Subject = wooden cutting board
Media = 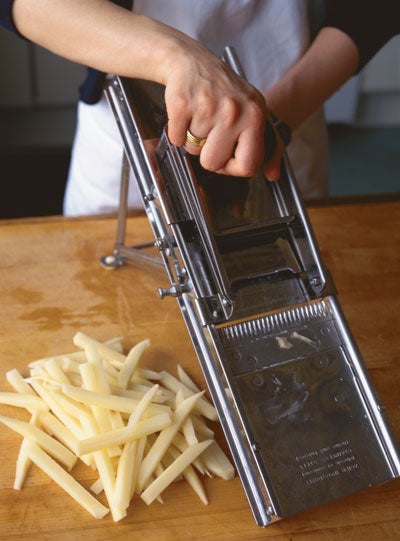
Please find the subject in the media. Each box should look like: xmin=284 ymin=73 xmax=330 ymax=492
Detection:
xmin=0 ymin=201 xmax=399 ymax=540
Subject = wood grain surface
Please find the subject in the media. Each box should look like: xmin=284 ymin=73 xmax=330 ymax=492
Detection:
xmin=0 ymin=201 xmax=399 ymax=540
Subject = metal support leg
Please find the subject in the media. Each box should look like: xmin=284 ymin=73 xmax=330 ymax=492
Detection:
xmin=100 ymin=152 xmax=163 ymax=270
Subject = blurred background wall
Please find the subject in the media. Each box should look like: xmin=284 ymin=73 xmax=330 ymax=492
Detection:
xmin=0 ymin=27 xmax=399 ymax=217
xmin=324 ymin=34 xmax=400 ymax=200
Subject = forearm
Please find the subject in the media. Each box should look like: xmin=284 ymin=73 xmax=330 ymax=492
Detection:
xmin=265 ymin=27 xmax=360 ymax=131
xmin=12 ymin=0 xmax=187 ymax=84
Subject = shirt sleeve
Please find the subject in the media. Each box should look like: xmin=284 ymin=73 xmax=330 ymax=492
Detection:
xmin=324 ymin=0 xmax=400 ymax=70
xmin=1 ymin=0 xmax=133 ymax=104
xmin=0 ymin=0 xmax=106 ymax=104
xmin=0 ymin=0 xmax=19 ymax=34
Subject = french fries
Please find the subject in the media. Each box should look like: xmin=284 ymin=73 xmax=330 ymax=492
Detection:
xmin=0 ymin=333 xmax=235 ymax=521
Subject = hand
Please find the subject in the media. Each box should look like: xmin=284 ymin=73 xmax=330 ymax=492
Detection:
xmin=162 ymin=39 xmax=268 ymax=178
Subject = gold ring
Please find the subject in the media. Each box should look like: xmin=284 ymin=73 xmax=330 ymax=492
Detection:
xmin=186 ymin=129 xmax=207 ymax=147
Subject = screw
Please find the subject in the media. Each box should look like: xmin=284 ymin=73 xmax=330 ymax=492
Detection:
xmin=154 ymin=238 xmax=164 ymax=251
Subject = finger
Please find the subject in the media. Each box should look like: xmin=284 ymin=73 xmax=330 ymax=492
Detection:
xmin=167 ymin=114 xmax=190 ymax=147
xmin=196 ymin=126 xmax=237 ymax=170
xmin=165 ymin=87 xmax=192 ymax=147
xmin=165 ymin=87 xmax=213 ymax=152
xmin=211 ymin=125 xmax=264 ymax=178
xmin=263 ymin=159 xmax=281 ymax=181
xmin=263 ymin=136 xmax=285 ymax=181
xmin=185 ymin=128 xmax=209 ymax=156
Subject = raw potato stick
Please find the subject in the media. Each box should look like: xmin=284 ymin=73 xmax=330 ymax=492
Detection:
xmin=73 ymin=332 xmax=126 ymax=368
xmin=90 ymin=477 xmax=103 ymax=495
xmin=13 ymin=410 xmax=41 ymax=490
xmin=176 ymin=387 xmax=198 ymax=446
xmin=6 ymin=369 xmax=36 ymax=395
xmin=137 ymin=392 xmax=204 ymax=491
xmin=76 ymin=413 xmax=171 ymax=456
xmin=30 ymin=380 xmax=94 ymax=466
xmin=131 ymin=436 xmax=146 ymax=499
xmin=168 ymin=444 xmax=208 ymax=505
xmin=44 ymin=358 xmax=71 ymax=384
xmin=190 ymin=414 xmax=215 ymax=438
xmin=25 ymin=440 xmax=109 ymax=519
xmin=172 ymin=432 xmax=207 ymax=476
xmin=28 ymin=337 xmax=124 ymax=368
xmin=177 ymin=365 xmax=201 ymax=393
xmin=114 ymin=440 xmax=138 ymax=512
xmin=127 ymin=385 xmax=160 ymax=426
xmin=83 ymin=342 xmax=113 ymax=399
xmin=95 ymin=447 xmax=125 ymax=522
xmin=61 ymin=383 xmax=169 ymax=416
xmin=113 ymin=385 xmax=161 ymax=512
xmin=113 ymin=386 xmax=168 ymax=404
xmin=136 ymin=367 xmax=161 ymax=381
xmin=0 ymin=392 xmax=48 ymax=411
xmin=78 ymin=411 xmax=124 ymax=522
xmin=29 ymin=380 xmax=86 ymax=441
xmin=49 ymin=389 xmax=92 ymax=420
xmin=118 ymin=339 xmax=150 ymax=388
xmin=141 ymin=440 xmax=212 ymax=505
xmin=81 ymin=342 xmax=127 ymax=461
xmin=5 ymin=370 xmax=38 ymax=489
xmin=158 ymin=371 xmax=218 ymax=421
xmin=38 ymin=410 xmax=79 ymax=454
xmin=14 ymin=439 xmax=31 ymax=490
xmin=79 ymin=362 xmax=121 ymax=458
xmin=0 ymin=415 xmax=77 ymax=470
xmin=201 ymin=440 xmax=235 ymax=480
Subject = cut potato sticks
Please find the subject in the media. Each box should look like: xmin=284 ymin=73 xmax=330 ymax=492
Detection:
xmin=0 ymin=415 xmax=77 ymax=470
xmin=141 ymin=440 xmax=212 ymax=505
xmin=167 ymin=443 xmax=209 ymax=504
xmin=61 ymin=383 xmax=170 ymax=416
xmin=158 ymin=371 xmax=218 ymax=421
xmin=201 ymin=440 xmax=235 ymax=480
xmin=0 ymin=333 xmax=234 ymax=522
xmin=76 ymin=413 xmax=171 ymax=456
xmin=26 ymin=440 xmax=109 ymax=519
xmin=137 ymin=392 xmax=204 ymax=491
xmin=0 ymin=392 xmax=48 ymax=411
xmin=118 ymin=339 xmax=150 ymax=388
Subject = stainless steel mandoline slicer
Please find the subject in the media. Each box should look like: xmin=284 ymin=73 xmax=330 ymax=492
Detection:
xmin=102 ymin=48 xmax=400 ymax=526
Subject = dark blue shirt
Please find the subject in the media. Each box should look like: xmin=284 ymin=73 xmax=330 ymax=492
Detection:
xmin=0 ymin=0 xmax=16 ymax=34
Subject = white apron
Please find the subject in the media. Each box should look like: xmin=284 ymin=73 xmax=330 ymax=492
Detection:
xmin=63 ymin=0 xmax=329 ymax=216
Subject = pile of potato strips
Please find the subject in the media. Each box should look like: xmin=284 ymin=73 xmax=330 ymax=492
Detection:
xmin=0 ymin=332 xmax=234 ymax=521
